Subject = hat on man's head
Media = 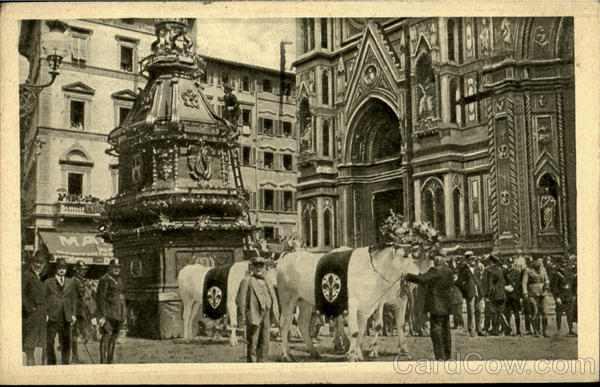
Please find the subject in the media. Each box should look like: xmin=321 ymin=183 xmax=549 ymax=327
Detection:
xmin=75 ymin=260 xmax=88 ymax=270
xmin=464 ymin=250 xmax=474 ymax=257
xmin=224 ymin=85 xmax=233 ymax=92
xmin=488 ymin=254 xmax=500 ymax=264
xmin=56 ymin=258 xmax=68 ymax=269
xmin=30 ymin=250 xmax=46 ymax=264
xmin=109 ymin=258 xmax=121 ymax=267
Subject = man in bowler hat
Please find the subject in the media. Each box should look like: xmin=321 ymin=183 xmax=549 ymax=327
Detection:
xmin=404 ymin=255 xmax=454 ymax=360
xmin=96 ymin=258 xmax=127 ymax=363
xmin=22 ymin=250 xmax=48 ymax=365
xmin=236 ymin=256 xmax=279 ymax=362
xmin=44 ymin=258 xmax=77 ymax=364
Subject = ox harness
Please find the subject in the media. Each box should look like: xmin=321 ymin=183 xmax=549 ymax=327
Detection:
xmin=314 ymin=250 xmax=353 ymax=318
xmin=202 ymin=263 xmax=234 ymax=319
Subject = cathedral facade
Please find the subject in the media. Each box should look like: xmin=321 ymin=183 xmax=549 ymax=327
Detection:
xmin=293 ymin=17 xmax=575 ymax=256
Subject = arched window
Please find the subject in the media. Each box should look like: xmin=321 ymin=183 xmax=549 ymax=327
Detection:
xmin=298 ymin=98 xmax=312 ymax=151
xmin=323 ymin=209 xmax=332 ymax=247
xmin=322 ymin=120 xmax=330 ymax=157
xmin=421 ymin=179 xmax=446 ymax=236
xmin=60 ymin=148 xmax=93 ymax=199
xmin=447 ymin=19 xmax=456 ymax=62
xmin=321 ymin=71 xmax=329 ymax=106
xmin=453 ymin=188 xmax=461 ymax=236
xmin=423 ymin=190 xmax=435 ymax=228
xmin=311 ymin=209 xmax=319 ymax=247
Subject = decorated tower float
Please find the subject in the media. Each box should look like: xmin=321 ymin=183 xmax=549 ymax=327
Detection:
xmin=105 ymin=19 xmax=253 ymax=339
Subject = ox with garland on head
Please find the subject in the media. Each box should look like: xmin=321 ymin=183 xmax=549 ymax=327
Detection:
xmin=276 ymin=210 xmax=456 ymax=361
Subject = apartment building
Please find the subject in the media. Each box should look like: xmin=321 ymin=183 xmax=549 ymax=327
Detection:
xmin=20 ymin=18 xmax=297 ymax=266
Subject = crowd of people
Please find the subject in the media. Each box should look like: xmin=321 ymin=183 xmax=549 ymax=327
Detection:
xmin=441 ymin=251 xmax=578 ymax=339
xmin=57 ymin=193 xmax=104 ymax=203
xmin=21 ymin=253 xmax=126 ymax=365
xmin=22 ymin=244 xmax=577 ymax=365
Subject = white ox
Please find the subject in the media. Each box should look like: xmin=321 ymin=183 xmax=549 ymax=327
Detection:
xmin=178 ymin=261 xmax=277 ymax=345
xmin=277 ymin=245 xmax=432 ymax=361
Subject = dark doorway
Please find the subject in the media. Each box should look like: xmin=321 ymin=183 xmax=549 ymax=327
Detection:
xmin=373 ymin=188 xmax=404 ymax=243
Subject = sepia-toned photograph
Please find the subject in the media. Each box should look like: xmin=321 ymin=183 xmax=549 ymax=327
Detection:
xmin=1 ymin=1 xmax=599 ymax=384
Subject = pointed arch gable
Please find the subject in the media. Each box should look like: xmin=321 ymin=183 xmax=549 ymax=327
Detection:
xmin=344 ymin=21 xmax=403 ymax=117
xmin=413 ymin=34 xmax=432 ymax=58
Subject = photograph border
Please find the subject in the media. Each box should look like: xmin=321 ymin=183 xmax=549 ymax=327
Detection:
xmin=1 ymin=1 xmax=598 ymax=384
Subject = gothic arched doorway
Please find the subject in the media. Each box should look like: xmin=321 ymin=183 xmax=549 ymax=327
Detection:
xmin=346 ymin=98 xmax=402 ymax=164
xmin=342 ymin=97 xmax=404 ymax=246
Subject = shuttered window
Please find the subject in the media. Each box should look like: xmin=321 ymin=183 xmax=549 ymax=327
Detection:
xmin=71 ymin=31 xmax=89 ymax=63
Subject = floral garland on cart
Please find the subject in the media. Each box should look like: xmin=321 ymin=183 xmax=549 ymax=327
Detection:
xmin=379 ymin=209 xmax=441 ymax=255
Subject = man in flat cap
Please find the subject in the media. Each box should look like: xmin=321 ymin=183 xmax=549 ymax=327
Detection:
xmin=22 ymin=250 xmax=48 ymax=365
xmin=96 ymin=258 xmax=127 ymax=363
xmin=237 ymin=256 xmax=279 ymax=362
xmin=404 ymin=255 xmax=454 ymax=360
xmin=44 ymin=258 xmax=77 ymax=364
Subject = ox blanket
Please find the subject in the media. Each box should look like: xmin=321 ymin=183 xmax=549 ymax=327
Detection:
xmin=314 ymin=249 xmax=353 ymax=318
xmin=202 ymin=264 xmax=233 ymax=320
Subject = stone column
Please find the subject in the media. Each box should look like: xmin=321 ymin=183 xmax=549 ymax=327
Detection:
xmin=439 ymin=18 xmax=449 ymax=62
xmin=459 ymin=184 xmax=466 ymax=235
xmin=413 ymin=178 xmax=422 ymax=223
xmin=440 ymin=75 xmax=451 ymax=124
xmin=317 ymin=196 xmax=324 ymax=249
xmin=314 ymin=18 xmax=322 ymax=52
xmin=444 ymin=173 xmax=455 ymax=238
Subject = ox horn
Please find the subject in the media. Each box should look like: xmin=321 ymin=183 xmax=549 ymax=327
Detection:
xmin=438 ymin=245 xmax=460 ymax=256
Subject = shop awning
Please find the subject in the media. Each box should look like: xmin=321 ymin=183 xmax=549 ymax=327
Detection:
xmin=38 ymin=231 xmax=113 ymax=265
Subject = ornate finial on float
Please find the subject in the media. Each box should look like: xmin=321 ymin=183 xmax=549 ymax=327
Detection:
xmin=142 ymin=18 xmax=205 ymax=80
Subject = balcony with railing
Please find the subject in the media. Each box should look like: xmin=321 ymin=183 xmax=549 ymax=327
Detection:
xmin=56 ymin=194 xmax=104 ymax=218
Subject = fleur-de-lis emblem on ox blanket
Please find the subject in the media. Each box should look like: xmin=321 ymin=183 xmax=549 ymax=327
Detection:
xmin=322 ymin=273 xmax=341 ymax=303
xmin=207 ymin=286 xmax=222 ymax=309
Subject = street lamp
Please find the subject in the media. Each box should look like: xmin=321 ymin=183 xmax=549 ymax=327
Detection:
xmin=20 ymin=20 xmax=70 ymax=121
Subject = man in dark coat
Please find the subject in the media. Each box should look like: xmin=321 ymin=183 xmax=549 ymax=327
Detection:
xmin=485 ymin=255 xmax=510 ymax=336
xmin=237 ymin=256 xmax=280 ymax=362
xmin=70 ymin=260 xmax=91 ymax=363
xmin=504 ymin=256 xmax=524 ymax=336
xmin=96 ymin=258 xmax=127 ymax=364
xmin=551 ymin=257 xmax=577 ymax=336
xmin=456 ymin=251 xmax=480 ymax=337
xmin=22 ymin=250 xmax=48 ymax=365
xmin=404 ymin=255 xmax=454 ymax=360
xmin=44 ymin=258 xmax=77 ymax=365
xmin=223 ymin=85 xmax=241 ymax=126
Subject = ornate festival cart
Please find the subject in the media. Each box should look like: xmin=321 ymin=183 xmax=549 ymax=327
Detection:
xmin=104 ymin=19 xmax=254 ymax=339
